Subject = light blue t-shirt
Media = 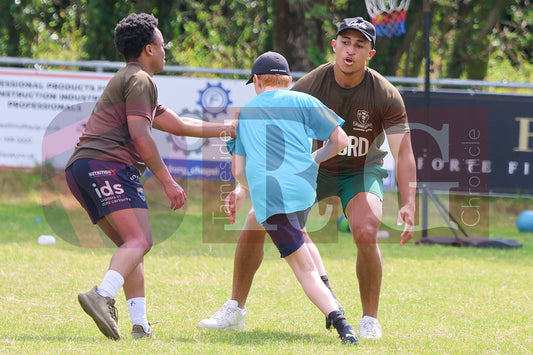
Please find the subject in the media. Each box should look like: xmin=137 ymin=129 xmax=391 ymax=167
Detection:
xmin=234 ymin=89 xmax=344 ymax=224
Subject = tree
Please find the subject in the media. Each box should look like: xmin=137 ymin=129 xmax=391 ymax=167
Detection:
xmin=83 ymin=0 xmax=131 ymax=61
xmin=497 ymin=0 xmax=533 ymax=66
xmin=274 ymin=0 xmax=313 ymax=71
xmin=0 ymin=0 xmax=38 ymax=57
xmin=162 ymin=1 xmax=271 ymax=70
xmin=443 ymin=0 xmax=510 ymax=79
xmin=0 ymin=0 xmax=530 ymax=83
xmin=273 ymin=0 xmax=333 ymax=72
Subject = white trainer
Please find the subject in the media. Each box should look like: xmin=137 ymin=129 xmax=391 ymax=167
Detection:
xmin=359 ymin=316 xmax=382 ymax=339
xmin=197 ymin=300 xmax=246 ymax=331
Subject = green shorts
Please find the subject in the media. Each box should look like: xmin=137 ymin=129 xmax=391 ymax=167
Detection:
xmin=316 ymin=166 xmax=389 ymax=212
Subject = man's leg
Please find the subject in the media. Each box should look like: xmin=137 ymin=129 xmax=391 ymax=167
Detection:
xmin=231 ymin=208 xmax=267 ymax=308
xmin=97 ymin=209 xmax=155 ymax=339
xmin=197 ymin=208 xmax=266 ymax=330
xmin=345 ymin=192 xmax=383 ymax=338
xmin=78 ymin=208 xmax=152 ymax=340
xmin=99 ymin=208 xmax=153 ymax=281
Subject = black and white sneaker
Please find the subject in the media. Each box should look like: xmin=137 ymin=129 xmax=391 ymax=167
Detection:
xmin=327 ymin=310 xmax=359 ymax=345
xmin=339 ymin=324 xmax=359 ymax=345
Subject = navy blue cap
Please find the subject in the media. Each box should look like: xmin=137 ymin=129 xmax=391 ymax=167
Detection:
xmin=246 ymin=51 xmax=291 ymax=85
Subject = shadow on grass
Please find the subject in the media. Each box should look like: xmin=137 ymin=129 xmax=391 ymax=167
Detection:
xmin=7 ymin=330 xmax=336 ymax=346
xmin=7 ymin=334 xmax=199 ymax=344
xmin=194 ymin=328 xmax=334 ymax=346
xmin=6 ymin=335 xmax=112 ymax=343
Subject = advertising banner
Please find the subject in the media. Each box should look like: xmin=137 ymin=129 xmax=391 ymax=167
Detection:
xmin=0 ymin=68 xmax=256 ymax=173
xmin=402 ymin=90 xmax=533 ymax=196
xmin=0 ymin=68 xmax=111 ymax=167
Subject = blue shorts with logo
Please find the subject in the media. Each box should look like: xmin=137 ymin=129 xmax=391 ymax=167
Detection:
xmin=65 ymin=159 xmax=147 ymax=224
xmin=263 ymin=208 xmax=311 ymax=258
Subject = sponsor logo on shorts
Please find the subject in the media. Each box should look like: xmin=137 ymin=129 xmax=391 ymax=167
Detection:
xmin=88 ymin=169 xmax=117 ymax=177
xmin=92 ymin=181 xmax=124 ymax=198
xmin=92 ymin=180 xmax=131 ymax=207
xmin=137 ymin=187 xmax=146 ymax=202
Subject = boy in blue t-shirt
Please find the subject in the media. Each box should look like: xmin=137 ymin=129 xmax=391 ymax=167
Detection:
xmin=231 ymin=51 xmax=357 ymax=345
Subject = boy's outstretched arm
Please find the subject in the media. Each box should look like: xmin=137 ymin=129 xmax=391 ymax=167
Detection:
xmin=153 ymin=107 xmax=237 ymax=138
xmin=311 ymin=126 xmax=349 ymax=164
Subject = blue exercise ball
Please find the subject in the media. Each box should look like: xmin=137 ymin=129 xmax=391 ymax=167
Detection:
xmin=516 ymin=210 xmax=533 ymax=232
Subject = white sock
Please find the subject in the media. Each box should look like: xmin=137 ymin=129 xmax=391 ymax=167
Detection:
xmin=96 ymin=270 xmax=124 ymax=299
xmin=127 ymin=297 xmax=149 ymax=332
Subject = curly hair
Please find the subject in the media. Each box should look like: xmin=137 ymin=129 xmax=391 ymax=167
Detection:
xmin=114 ymin=13 xmax=159 ymax=60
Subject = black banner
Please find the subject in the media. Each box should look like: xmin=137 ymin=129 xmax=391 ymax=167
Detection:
xmin=402 ymin=90 xmax=533 ymax=196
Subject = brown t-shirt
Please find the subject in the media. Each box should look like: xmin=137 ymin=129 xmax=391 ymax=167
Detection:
xmin=66 ymin=63 xmax=166 ymax=174
xmin=292 ymin=63 xmax=409 ymax=174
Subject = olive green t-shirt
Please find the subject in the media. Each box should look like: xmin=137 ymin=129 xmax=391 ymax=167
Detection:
xmin=292 ymin=63 xmax=409 ymax=174
xmin=66 ymin=63 xmax=166 ymax=174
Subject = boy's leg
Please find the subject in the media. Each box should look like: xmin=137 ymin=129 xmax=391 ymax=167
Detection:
xmin=266 ymin=212 xmax=338 ymax=314
xmin=302 ymin=230 xmax=344 ymax=329
xmin=284 ymin=244 xmax=338 ymax=315
xmin=231 ymin=222 xmax=340 ymax=309
xmin=269 ymin=213 xmax=357 ymax=345
xmin=303 ymin=230 xmax=342 ymax=301
xmin=199 ymin=209 xmax=343 ymax=331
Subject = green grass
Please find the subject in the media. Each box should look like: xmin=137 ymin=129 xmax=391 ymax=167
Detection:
xmin=0 ymin=168 xmax=532 ymax=354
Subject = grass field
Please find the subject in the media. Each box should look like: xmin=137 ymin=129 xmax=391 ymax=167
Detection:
xmin=1 ymin=168 xmax=532 ymax=354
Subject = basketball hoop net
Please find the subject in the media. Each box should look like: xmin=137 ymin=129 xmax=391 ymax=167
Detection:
xmin=365 ymin=0 xmax=411 ymax=38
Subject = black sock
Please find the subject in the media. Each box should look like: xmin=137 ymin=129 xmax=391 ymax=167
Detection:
xmin=321 ymin=275 xmax=332 ymax=289
xmin=327 ymin=310 xmax=349 ymax=335
xmin=321 ymin=275 xmax=339 ymax=302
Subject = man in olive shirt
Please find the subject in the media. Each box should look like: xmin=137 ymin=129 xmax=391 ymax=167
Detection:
xmin=198 ymin=17 xmax=416 ymax=339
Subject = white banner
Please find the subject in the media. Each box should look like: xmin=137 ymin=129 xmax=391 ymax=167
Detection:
xmin=0 ymin=68 xmax=109 ymax=167
xmin=0 ymin=67 xmax=256 ymax=168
